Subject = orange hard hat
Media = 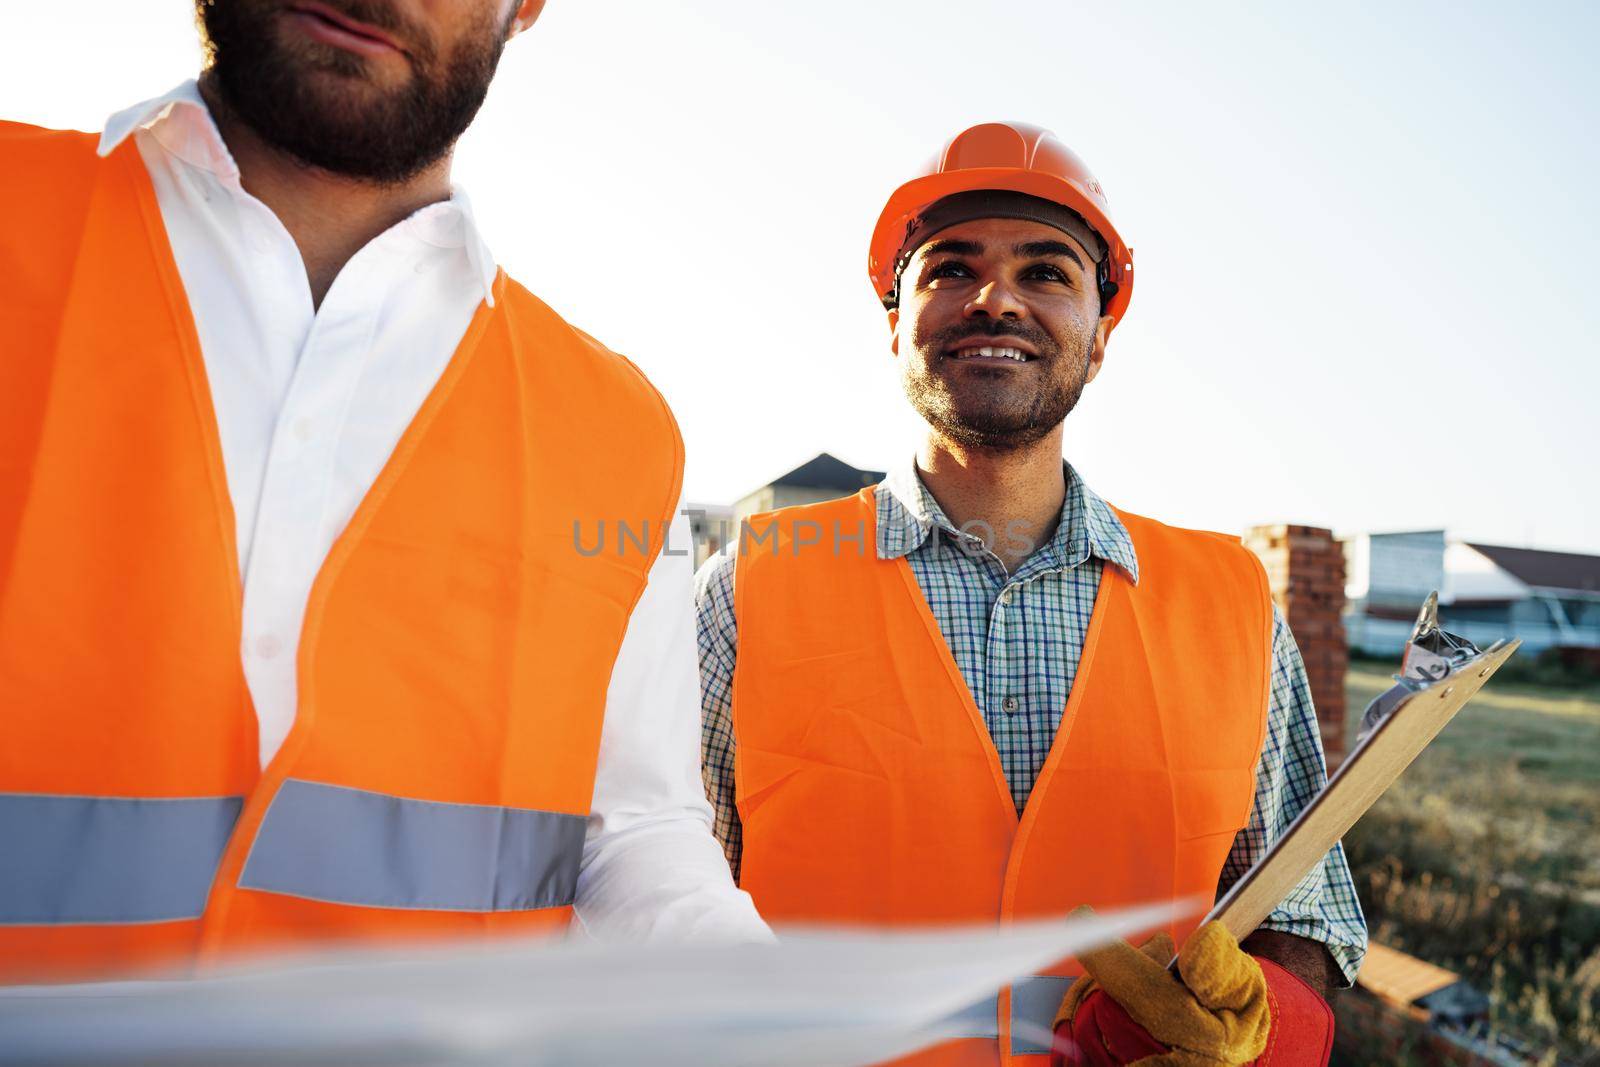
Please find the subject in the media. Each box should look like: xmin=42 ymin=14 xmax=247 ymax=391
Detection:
xmin=868 ymin=121 xmax=1134 ymax=328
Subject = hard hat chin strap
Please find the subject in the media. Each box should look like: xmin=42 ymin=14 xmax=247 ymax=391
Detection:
xmin=1096 ymin=261 xmax=1119 ymax=313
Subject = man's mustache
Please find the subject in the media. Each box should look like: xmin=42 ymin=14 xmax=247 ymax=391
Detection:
xmin=284 ymin=0 xmax=432 ymax=61
xmin=929 ymin=320 xmax=1055 ymax=357
xmin=300 ymin=0 xmax=403 ymax=34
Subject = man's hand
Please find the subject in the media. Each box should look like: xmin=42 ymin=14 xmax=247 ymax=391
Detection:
xmin=1050 ymin=916 xmax=1334 ymax=1066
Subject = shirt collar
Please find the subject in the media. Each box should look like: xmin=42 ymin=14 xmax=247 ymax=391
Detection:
xmin=404 ymin=188 xmax=499 ymax=307
xmin=875 ymin=461 xmax=940 ymax=559
xmin=98 ymin=79 xmax=499 ymax=307
xmin=99 ymin=80 xmax=232 ymax=174
xmin=875 ymin=457 xmax=1140 ymax=584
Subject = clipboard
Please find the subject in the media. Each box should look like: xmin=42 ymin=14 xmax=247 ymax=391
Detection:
xmin=1196 ymin=634 xmax=1522 ymax=947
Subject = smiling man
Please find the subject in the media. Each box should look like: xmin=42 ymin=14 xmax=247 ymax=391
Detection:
xmin=0 ymin=0 xmax=767 ymax=982
xmin=695 ymin=123 xmax=1366 ymax=1065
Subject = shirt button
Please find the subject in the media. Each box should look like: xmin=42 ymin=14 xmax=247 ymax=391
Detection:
xmin=292 ymin=417 xmax=314 ymax=443
xmin=1001 ymin=696 xmax=1020 ymax=714
xmin=1000 ymin=588 xmax=1015 ymax=605
xmin=255 ymin=634 xmax=283 ymax=660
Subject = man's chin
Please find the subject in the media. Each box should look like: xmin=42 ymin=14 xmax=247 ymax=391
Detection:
xmin=294 ymin=88 xmax=411 ymax=137
xmin=927 ymin=410 xmax=1055 ymax=452
xmin=281 ymin=49 xmax=415 ymax=99
xmin=919 ymin=375 xmax=1084 ymax=451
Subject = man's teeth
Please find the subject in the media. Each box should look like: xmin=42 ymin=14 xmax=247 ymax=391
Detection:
xmin=959 ymin=346 xmax=1028 ymax=360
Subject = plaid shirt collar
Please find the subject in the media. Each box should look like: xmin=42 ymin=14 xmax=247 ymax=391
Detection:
xmin=874 ymin=458 xmax=1140 ymax=584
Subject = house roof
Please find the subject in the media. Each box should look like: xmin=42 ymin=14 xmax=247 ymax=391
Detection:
xmin=768 ymin=453 xmax=886 ymax=492
xmin=1465 ymin=542 xmax=1600 ymax=594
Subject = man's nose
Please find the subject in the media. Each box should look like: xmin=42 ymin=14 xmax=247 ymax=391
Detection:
xmin=965 ymin=278 xmax=1024 ymax=319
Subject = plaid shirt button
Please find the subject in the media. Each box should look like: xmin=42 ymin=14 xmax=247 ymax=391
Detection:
xmin=1000 ymin=696 xmax=1020 ymax=714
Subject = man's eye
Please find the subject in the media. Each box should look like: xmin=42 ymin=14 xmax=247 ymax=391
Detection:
xmin=929 ymin=262 xmax=973 ymax=279
xmin=1026 ymin=264 xmax=1069 ymax=283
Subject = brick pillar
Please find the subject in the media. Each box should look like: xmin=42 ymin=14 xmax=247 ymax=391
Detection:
xmin=1242 ymin=524 xmax=1348 ymax=765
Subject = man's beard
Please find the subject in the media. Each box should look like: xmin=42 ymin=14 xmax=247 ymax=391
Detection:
xmin=902 ymin=319 xmax=1092 ymax=452
xmin=198 ymin=0 xmax=509 ymax=184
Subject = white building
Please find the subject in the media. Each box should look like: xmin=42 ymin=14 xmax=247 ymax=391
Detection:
xmin=1344 ymin=531 xmax=1600 ymax=660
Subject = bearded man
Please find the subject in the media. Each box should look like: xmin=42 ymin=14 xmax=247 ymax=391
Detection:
xmin=695 ymin=123 xmax=1367 ymax=1065
xmin=0 ymin=0 xmax=767 ymax=983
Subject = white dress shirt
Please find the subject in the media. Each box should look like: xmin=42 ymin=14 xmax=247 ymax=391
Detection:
xmin=99 ymin=82 xmax=768 ymax=944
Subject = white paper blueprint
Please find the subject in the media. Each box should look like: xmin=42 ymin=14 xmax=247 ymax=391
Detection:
xmin=0 ymin=902 xmax=1187 ymax=1066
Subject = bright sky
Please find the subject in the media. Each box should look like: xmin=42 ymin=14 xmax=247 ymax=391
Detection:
xmin=7 ymin=2 xmax=1597 ymax=551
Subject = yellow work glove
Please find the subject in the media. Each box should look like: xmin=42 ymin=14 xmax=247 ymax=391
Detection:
xmin=1053 ymin=913 xmax=1270 ymax=1066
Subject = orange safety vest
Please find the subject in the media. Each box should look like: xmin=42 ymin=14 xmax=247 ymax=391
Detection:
xmin=0 ymin=123 xmax=683 ymax=983
xmin=731 ymin=489 xmax=1274 ymax=1067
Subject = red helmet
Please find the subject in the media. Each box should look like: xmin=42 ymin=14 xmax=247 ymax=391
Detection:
xmin=868 ymin=122 xmax=1134 ymax=328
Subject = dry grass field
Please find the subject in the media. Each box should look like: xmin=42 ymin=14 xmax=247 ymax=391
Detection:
xmin=1339 ymin=663 xmax=1600 ymax=1063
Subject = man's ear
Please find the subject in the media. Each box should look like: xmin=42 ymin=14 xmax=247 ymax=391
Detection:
xmin=507 ymin=0 xmax=548 ymax=39
xmin=887 ymin=306 xmax=900 ymax=357
xmin=1083 ymin=314 xmax=1112 ymax=384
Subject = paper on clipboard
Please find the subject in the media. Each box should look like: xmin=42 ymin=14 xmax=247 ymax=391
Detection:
xmin=1197 ymin=594 xmax=1520 ymax=946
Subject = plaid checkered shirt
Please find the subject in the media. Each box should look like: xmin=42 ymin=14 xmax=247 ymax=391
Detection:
xmin=695 ymin=459 xmax=1367 ymax=982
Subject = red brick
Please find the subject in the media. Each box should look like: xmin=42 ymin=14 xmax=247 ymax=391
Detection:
xmin=1244 ymin=523 xmax=1347 ymax=757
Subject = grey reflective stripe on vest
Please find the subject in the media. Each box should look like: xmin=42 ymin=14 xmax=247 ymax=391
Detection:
xmin=938 ymin=992 xmax=1001 ymax=1040
xmin=1010 ymin=975 xmax=1076 ymax=1055
xmin=0 ymin=794 xmax=243 ymax=924
xmin=238 ymin=779 xmax=587 ymax=912
xmin=934 ymin=976 xmax=1078 ymax=1053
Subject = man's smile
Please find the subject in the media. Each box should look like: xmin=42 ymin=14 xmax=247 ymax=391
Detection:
xmin=944 ymin=339 xmax=1038 ymax=364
